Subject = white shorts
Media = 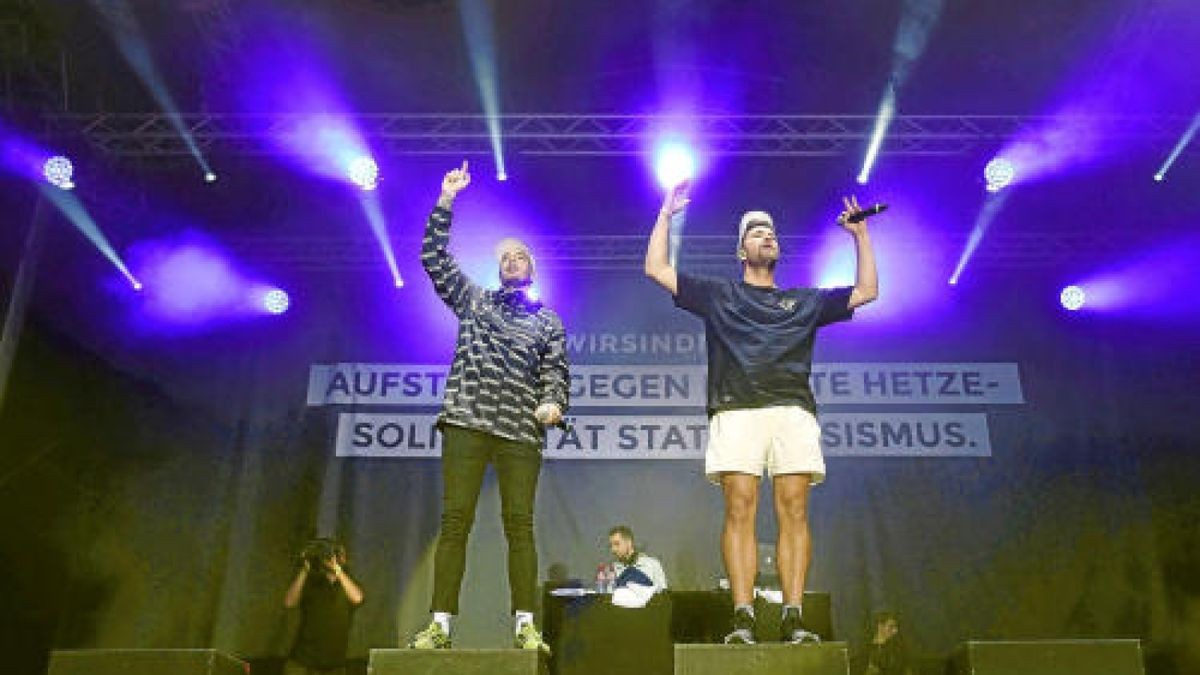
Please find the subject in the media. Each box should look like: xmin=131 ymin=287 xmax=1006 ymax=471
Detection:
xmin=705 ymin=406 xmax=825 ymax=485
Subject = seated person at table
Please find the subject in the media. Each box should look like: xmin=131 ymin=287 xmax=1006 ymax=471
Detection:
xmin=608 ymin=525 xmax=668 ymax=608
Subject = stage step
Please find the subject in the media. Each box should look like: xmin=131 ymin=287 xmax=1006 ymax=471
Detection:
xmin=47 ymin=649 xmax=245 ymax=675
xmin=674 ymin=642 xmax=849 ymax=675
xmin=952 ymin=639 xmax=1145 ymax=675
xmin=369 ymin=648 xmax=548 ymax=675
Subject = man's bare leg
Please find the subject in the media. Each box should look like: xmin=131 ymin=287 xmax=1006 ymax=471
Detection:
xmin=774 ymin=473 xmax=812 ymax=604
xmin=775 ymin=473 xmax=819 ymax=643
xmin=720 ymin=472 xmax=762 ymax=643
xmin=721 ymin=473 xmax=761 ymax=606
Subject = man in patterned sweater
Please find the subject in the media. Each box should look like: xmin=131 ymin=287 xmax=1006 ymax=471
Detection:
xmin=408 ymin=161 xmax=569 ymax=653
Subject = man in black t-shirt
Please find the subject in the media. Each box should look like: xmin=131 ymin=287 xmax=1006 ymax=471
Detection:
xmin=863 ymin=610 xmax=914 ymax=675
xmin=644 ymin=183 xmax=879 ymax=645
xmin=283 ymin=539 xmax=365 ymax=675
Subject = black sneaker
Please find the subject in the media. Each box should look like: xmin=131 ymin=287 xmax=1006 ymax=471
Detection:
xmin=780 ymin=608 xmax=821 ymax=644
xmin=723 ymin=607 xmax=757 ymax=644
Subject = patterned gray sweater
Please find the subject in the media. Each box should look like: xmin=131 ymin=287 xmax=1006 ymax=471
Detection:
xmin=421 ymin=206 xmax=570 ymax=447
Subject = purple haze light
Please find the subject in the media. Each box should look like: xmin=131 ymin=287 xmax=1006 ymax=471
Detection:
xmin=137 ymin=244 xmax=242 ymax=322
xmin=808 ymin=199 xmax=943 ymax=324
xmin=1073 ymin=237 xmax=1200 ymax=319
xmin=130 ymin=236 xmax=296 ymax=331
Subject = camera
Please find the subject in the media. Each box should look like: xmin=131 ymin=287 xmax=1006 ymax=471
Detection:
xmin=300 ymin=538 xmax=343 ymax=570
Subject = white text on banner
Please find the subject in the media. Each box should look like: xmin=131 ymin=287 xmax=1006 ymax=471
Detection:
xmin=309 ymin=363 xmax=1022 ymax=407
xmin=335 ymin=412 xmax=992 ymax=458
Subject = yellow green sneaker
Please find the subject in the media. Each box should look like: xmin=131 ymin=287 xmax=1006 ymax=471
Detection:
xmin=514 ymin=622 xmax=551 ymax=654
xmin=407 ymin=620 xmax=451 ymax=649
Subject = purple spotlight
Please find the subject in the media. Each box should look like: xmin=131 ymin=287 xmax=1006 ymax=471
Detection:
xmin=43 ymin=155 xmax=75 ymax=190
xmin=262 ymin=288 xmax=290 ymax=315
xmin=654 ymin=142 xmax=696 ymax=189
xmin=808 ymin=199 xmax=944 ymax=324
xmin=1060 ymin=285 xmax=1086 ymax=311
xmin=1074 ymin=237 xmax=1199 ymax=318
xmin=131 ymin=240 xmax=243 ymax=325
xmin=347 ymin=155 xmax=379 ymax=191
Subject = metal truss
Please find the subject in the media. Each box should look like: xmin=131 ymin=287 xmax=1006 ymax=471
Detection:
xmin=43 ymin=113 xmax=1192 ymax=158
xmin=222 ymin=232 xmax=1127 ymax=273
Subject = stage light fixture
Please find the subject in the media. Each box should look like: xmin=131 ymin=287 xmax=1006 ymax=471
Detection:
xmin=1060 ymin=285 xmax=1086 ymax=311
xmin=263 ymin=289 xmax=291 ymax=315
xmin=347 ymin=156 xmax=380 ymax=191
xmin=984 ymin=157 xmax=1016 ymax=192
xmin=43 ymin=155 xmax=75 ymax=190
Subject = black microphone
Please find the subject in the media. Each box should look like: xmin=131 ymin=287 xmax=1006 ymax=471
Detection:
xmin=842 ymin=203 xmax=888 ymax=223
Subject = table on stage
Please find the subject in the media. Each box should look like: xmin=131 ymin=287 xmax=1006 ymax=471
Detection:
xmin=542 ymin=589 xmax=833 ymax=675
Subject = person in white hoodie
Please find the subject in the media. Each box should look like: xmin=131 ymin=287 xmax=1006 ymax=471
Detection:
xmin=607 ymin=525 xmax=667 ymax=608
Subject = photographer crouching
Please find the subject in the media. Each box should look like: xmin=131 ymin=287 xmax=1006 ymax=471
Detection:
xmin=283 ymin=538 xmax=365 ymax=675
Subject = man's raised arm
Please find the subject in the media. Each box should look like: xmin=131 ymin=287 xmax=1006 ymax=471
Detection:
xmin=644 ymin=181 xmax=690 ymax=296
xmin=422 ymin=161 xmax=479 ymax=314
xmin=837 ymin=195 xmax=879 ymax=310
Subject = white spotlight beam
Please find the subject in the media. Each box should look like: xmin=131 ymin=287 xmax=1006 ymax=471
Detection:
xmin=949 ymin=191 xmax=1010 ymax=285
xmin=858 ymin=88 xmax=896 ymax=185
xmin=39 ymin=183 xmax=142 ymax=289
xmin=358 ymin=192 xmax=404 ymax=288
xmin=89 ymin=0 xmax=214 ymax=179
xmin=1154 ymin=110 xmax=1200 ymax=181
xmin=860 ymin=0 xmax=945 ymax=184
xmin=458 ymin=0 xmax=506 ymax=180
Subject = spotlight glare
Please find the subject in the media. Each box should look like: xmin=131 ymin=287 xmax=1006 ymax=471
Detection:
xmin=1060 ymin=285 xmax=1086 ymax=311
xmin=204 ymin=171 xmax=217 ymax=183
xmin=498 ymin=171 xmax=508 ymax=182
xmin=1153 ymin=173 xmax=1164 ymax=183
xmin=43 ymin=155 xmax=75 ymax=190
xmin=347 ymin=155 xmax=380 ymax=191
xmin=984 ymin=157 xmax=1016 ymax=192
xmin=263 ymin=289 xmax=291 ymax=315
xmin=654 ymin=142 xmax=696 ymax=189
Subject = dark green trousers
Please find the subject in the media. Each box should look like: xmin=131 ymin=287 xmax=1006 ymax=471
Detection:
xmin=431 ymin=425 xmax=542 ymax=614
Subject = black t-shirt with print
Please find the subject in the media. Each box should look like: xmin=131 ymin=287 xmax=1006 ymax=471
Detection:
xmin=290 ymin=575 xmax=358 ymax=669
xmin=674 ymin=272 xmax=854 ymax=417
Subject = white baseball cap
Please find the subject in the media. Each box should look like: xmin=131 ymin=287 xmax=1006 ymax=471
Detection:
xmin=737 ymin=210 xmax=775 ymax=253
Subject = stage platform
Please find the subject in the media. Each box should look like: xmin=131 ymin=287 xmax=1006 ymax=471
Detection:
xmin=369 ymin=648 xmax=549 ymax=675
